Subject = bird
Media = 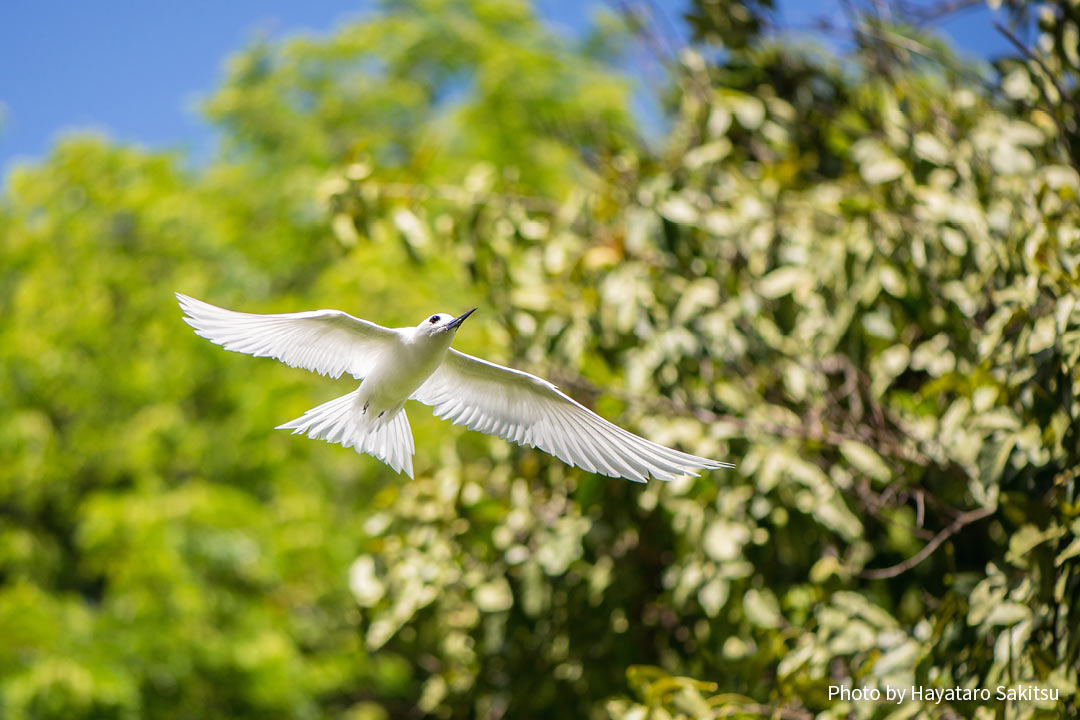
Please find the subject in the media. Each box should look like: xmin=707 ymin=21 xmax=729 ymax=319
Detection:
xmin=176 ymin=293 xmax=733 ymax=482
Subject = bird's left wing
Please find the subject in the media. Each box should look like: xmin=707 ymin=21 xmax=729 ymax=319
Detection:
xmin=177 ymin=293 xmax=398 ymax=380
xmin=412 ymin=349 xmax=732 ymax=482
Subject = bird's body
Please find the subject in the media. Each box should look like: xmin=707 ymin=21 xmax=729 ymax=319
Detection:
xmin=355 ymin=322 xmax=452 ymax=419
xmin=177 ymin=294 xmax=732 ymax=482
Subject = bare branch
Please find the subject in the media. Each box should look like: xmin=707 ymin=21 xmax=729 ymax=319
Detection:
xmin=994 ymin=21 xmax=1079 ymax=170
xmin=994 ymin=21 xmax=1072 ymax=112
xmin=859 ymin=505 xmax=995 ymax=579
xmin=910 ymin=0 xmax=984 ymax=25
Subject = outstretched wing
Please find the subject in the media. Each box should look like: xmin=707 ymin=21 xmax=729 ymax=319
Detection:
xmin=412 ymin=349 xmax=732 ymax=482
xmin=177 ymin=293 xmax=399 ymax=380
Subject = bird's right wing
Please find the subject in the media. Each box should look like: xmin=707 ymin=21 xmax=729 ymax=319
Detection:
xmin=412 ymin=349 xmax=732 ymax=482
xmin=177 ymin=293 xmax=399 ymax=380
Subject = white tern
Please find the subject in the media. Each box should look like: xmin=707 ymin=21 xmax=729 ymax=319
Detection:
xmin=177 ymin=293 xmax=733 ymax=482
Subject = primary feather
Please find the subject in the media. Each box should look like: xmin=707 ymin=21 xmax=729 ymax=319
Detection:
xmin=411 ymin=350 xmax=732 ymax=483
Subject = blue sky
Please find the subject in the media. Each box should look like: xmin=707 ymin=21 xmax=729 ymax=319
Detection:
xmin=0 ymin=1 xmax=1015 ymax=177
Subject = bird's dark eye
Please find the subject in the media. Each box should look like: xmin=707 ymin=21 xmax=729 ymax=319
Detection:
xmin=429 ymin=315 xmax=439 ymax=324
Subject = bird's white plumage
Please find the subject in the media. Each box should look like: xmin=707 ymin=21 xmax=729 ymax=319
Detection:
xmin=411 ymin=350 xmax=732 ymax=482
xmin=177 ymin=293 xmax=396 ymax=380
xmin=275 ymin=388 xmax=415 ymax=477
xmin=177 ymin=293 xmax=732 ymax=482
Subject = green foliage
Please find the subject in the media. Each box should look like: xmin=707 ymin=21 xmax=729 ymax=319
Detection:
xmin=205 ymin=0 xmax=635 ymax=195
xmin=995 ymin=0 xmax=1080 ymax=169
xmin=2 ymin=1 xmax=1079 ymax=718
xmin=684 ymin=0 xmax=774 ymax=49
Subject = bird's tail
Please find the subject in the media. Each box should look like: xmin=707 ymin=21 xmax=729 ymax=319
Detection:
xmin=276 ymin=389 xmax=415 ymax=477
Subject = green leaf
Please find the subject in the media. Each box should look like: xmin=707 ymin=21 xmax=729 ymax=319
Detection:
xmin=840 ymin=441 xmax=892 ymax=485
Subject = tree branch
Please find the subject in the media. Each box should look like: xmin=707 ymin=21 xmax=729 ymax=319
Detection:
xmin=994 ymin=21 xmax=1079 ymax=170
xmin=859 ymin=505 xmax=995 ymax=579
xmin=910 ymin=0 xmax=984 ymax=24
xmin=994 ymin=22 xmax=1073 ymax=113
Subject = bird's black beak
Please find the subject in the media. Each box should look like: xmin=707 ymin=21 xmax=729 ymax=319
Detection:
xmin=445 ymin=307 xmax=477 ymax=330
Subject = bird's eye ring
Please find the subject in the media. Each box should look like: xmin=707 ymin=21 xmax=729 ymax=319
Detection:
xmin=429 ymin=315 xmax=439 ymax=324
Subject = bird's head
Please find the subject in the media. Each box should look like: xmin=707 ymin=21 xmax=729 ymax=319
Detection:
xmin=416 ymin=308 xmax=477 ymax=337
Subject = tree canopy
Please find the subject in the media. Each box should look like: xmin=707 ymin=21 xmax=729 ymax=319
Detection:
xmin=2 ymin=0 xmax=1079 ymax=718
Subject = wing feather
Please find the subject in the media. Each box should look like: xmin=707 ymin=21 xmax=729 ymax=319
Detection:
xmin=412 ymin=349 xmax=733 ymax=483
xmin=176 ymin=293 xmax=398 ymax=380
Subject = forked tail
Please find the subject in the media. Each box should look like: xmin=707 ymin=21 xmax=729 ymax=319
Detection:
xmin=276 ymin=389 xmax=415 ymax=477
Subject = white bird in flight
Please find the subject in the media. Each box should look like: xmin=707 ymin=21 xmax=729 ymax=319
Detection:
xmin=176 ymin=294 xmax=732 ymax=482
